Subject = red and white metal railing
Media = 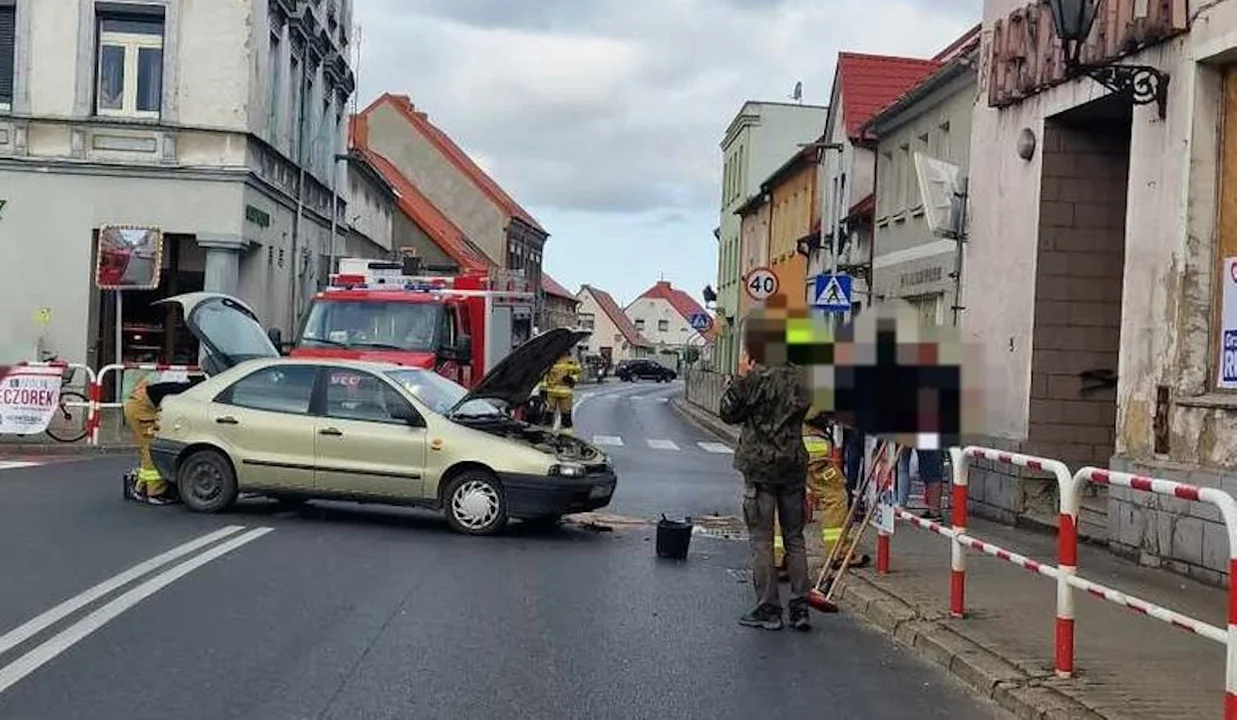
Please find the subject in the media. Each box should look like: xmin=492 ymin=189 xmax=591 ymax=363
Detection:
xmin=885 ymin=447 xmax=1237 ymax=718
xmin=15 ymin=362 xmax=97 ymax=436
xmin=89 ymin=363 xmax=204 ymax=444
xmin=1066 ymin=467 xmax=1237 ymax=717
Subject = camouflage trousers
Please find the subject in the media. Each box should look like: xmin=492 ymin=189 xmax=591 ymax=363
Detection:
xmin=743 ymin=482 xmax=810 ymax=610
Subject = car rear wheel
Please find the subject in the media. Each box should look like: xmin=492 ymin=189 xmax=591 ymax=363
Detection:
xmin=444 ymin=470 xmax=507 ymax=536
xmin=177 ymin=448 xmax=239 ymax=514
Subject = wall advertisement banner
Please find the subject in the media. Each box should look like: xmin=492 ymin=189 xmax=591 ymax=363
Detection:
xmin=1219 ymin=257 xmax=1237 ymax=390
xmin=0 ymin=366 xmax=62 ymax=435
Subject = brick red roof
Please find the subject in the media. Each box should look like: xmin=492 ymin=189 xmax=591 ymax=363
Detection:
xmin=636 ymin=281 xmax=716 ymax=341
xmin=540 ymin=273 xmax=576 ymax=301
xmin=360 ymin=93 xmax=546 ymax=234
xmin=582 ymin=285 xmax=650 ymax=348
xmin=351 ymin=117 xmax=491 ymax=272
xmin=836 ymin=53 xmax=941 ymax=141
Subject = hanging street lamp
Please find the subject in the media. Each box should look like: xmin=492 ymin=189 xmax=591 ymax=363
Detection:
xmin=1047 ymin=0 xmax=1169 ymax=119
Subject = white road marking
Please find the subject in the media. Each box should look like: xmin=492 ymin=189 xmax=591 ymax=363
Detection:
xmin=647 ymin=439 xmax=680 ymax=451
xmin=0 ymin=525 xmax=248 ymax=657
xmin=698 ymin=442 xmax=734 ymax=454
xmin=0 ymin=461 xmax=40 ymax=470
xmin=0 ymin=526 xmax=273 ymax=696
xmin=592 ymin=435 xmax=624 ymax=446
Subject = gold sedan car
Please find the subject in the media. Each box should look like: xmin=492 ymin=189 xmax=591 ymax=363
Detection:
xmin=149 ymin=293 xmax=615 ymax=535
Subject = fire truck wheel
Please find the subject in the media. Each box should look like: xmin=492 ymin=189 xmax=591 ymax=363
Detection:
xmin=177 ymin=448 xmax=239 ymax=514
xmin=444 ymin=469 xmax=508 ymax=536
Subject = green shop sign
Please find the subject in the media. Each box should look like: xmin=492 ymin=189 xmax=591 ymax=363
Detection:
xmin=245 ymin=204 xmax=270 ymax=228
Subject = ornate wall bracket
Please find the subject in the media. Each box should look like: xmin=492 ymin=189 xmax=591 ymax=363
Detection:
xmin=1071 ymin=63 xmax=1169 ymax=119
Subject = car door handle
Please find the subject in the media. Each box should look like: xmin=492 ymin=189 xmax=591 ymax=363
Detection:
xmin=319 ymin=427 xmax=343 ymax=437
xmin=215 ymin=416 xmax=239 ymax=425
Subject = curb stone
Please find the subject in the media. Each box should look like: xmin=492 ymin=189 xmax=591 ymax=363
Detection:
xmin=0 ymin=443 xmax=135 ymax=456
xmin=836 ymin=572 xmax=1108 ymax=720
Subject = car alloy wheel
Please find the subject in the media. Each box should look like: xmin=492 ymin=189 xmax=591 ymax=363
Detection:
xmin=445 ymin=471 xmax=507 ymax=535
xmin=177 ymin=448 xmax=238 ymax=514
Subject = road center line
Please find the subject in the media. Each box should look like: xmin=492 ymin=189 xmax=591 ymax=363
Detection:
xmin=0 ymin=526 xmax=273 ymax=696
xmin=0 ymin=525 xmax=248 ymax=657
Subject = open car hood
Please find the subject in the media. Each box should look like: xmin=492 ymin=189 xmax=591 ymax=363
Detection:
xmin=154 ymin=292 xmax=280 ymax=375
xmin=450 ymin=328 xmax=589 ymax=413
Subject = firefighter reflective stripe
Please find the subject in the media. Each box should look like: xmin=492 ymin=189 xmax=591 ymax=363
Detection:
xmin=822 ymin=525 xmax=844 ymax=547
xmin=805 ymin=436 xmax=831 ymax=457
xmin=786 ymin=317 xmax=813 ymax=345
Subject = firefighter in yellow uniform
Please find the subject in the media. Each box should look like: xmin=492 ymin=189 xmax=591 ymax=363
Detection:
xmin=543 ymin=353 xmax=582 ymax=434
xmin=123 ymin=377 xmax=173 ymax=505
xmin=123 ymin=371 xmax=201 ymax=505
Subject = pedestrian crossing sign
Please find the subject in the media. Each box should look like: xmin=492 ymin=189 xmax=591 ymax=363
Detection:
xmin=688 ymin=312 xmax=712 ymax=332
xmin=813 ymin=273 xmax=852 ymax=311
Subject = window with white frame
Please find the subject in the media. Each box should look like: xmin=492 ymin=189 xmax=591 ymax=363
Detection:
xmin=635 ymin=318 xmax=645 ymax=331
xmin=0 ymin=3 xmax=14 ymax=110
xmin=579 ymin=313 xmax=595 ymax=330
xmin=658 ymin=319 xmax=669 ymax=332
xmin=96 ymin=12 xmax=164 ymax=119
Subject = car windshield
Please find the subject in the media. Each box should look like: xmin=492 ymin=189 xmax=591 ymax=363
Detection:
xmin=300 ymin=300 xmax=442 ymax=352
xmin=385 ymin=368 xmax=502 ymax=418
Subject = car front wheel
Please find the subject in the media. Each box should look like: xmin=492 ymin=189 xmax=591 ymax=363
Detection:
xmin=444 ymin=470 xmax=508 ymax=535
xmin=177 ymin=448 xmax=239 ymax=514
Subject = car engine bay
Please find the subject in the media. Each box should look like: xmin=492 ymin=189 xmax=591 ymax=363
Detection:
xmin=454 ymin=414 xmax=602 ymax=462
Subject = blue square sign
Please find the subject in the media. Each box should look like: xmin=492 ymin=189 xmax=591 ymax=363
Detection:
xmin=1223 ymin=331 xmax=1237 ymax=384
xmin=813 ymin=273 xmax=852 ymax=311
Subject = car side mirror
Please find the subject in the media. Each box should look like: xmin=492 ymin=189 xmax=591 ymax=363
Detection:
xmin=267 ymin=327 xmax=283 ymax=348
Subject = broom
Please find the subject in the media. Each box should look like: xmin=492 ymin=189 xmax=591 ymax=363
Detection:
xmin=808 ymin=440 xmax=897 ymax=613
xmin=805 ymin=439 xmax=888 ymax=612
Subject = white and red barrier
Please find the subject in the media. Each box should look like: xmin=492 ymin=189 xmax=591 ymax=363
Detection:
xmin=885 ymin=448 xmax=1237 ymax=718
xmin=90 ymin=363 xmax=204 ymax=444
xmin=16 ymin=361 xmax=97 ymax=434
xmin=1067 ymin=467 xmax=1237 ymax=717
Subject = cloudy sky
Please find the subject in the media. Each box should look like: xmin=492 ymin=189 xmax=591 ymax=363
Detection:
xmin=352 ymin=0 xmax=978 ymax=307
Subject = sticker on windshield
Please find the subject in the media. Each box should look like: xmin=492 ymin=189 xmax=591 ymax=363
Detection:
xmin=329 ymin=372 xmax=360 ymax=387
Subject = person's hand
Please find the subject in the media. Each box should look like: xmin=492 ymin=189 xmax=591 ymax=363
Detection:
xmin=738 ymin=352 xmax=753 ymax=375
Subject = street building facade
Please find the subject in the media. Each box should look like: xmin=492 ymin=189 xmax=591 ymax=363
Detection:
xmin=809 ymin=53 xmax=941 ymax=313
xmin=716 ymin=101 xmax=826 ymax=373
xmin=867 ymin=29 xmax=979 ymax=327
xmin=353 ymin=92 xmax=549 ymax=328
xmin=575 ymin=284 xmax=651 ymax=367
xmin=735 ymin=191 xmax=770 ymax=324
xmin=337 ymin=147 xmax=396 ymax=269
xmin=762 ymin=147 xmax=820 ymax=312
xmin=349 ymin=116 xmax=492 ymax=273
xmin=0 ymin=0 xmax=357 ymax=368
xmin=539 ymin=274 xmax=580 ymax=332
xmin=624 ymin=280 xmax=713 ymax=367
xmin=966 ymin=0 xmax=1237 ymax=583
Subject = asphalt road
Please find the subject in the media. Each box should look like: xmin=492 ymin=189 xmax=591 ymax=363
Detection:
xmin=0 ymin=380 xmax=1005 ymax=720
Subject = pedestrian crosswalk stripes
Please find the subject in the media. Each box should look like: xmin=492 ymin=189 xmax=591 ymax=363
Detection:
xmin=589 ymin=436 xmax=733 ymax=454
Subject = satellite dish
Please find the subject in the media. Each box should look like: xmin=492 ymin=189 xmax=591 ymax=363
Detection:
xmin=914 ymin=152 xmax=966 ymax=239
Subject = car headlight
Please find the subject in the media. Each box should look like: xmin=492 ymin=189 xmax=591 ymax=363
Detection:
xmin=548 ymin=463 xmax=586 ymax=478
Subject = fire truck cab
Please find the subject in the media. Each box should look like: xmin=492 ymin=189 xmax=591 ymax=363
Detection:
xmin=289 ymin=258 xmax=536 ymax=388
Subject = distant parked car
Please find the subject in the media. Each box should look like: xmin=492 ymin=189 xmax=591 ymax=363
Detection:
xmin=616 ymin=359 xmax=677 ymax=383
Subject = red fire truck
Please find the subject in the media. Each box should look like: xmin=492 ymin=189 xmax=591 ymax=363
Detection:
xmin=289 ymin=258 xmax=537 ymax=388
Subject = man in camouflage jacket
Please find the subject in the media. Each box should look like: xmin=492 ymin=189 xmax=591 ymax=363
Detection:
xmin=719 ymin=318 xmax=813 ymax=632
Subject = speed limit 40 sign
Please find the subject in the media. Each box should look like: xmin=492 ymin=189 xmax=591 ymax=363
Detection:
xmin=744 ymin=267 xmax=779 ymax=301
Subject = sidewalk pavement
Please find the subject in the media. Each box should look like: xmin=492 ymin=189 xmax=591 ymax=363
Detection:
xmin=0 ymin=414 xmax=135 ymax=455
xmin=673 ymin=394 xmax=1228 ymax=720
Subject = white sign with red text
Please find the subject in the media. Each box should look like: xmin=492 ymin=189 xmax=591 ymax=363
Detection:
xmin=0 ymin=366 xmax=62 ymax=435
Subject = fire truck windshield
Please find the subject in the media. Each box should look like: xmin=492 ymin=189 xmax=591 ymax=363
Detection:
xmin=300 ymin=300 xmax=443 ymax=352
